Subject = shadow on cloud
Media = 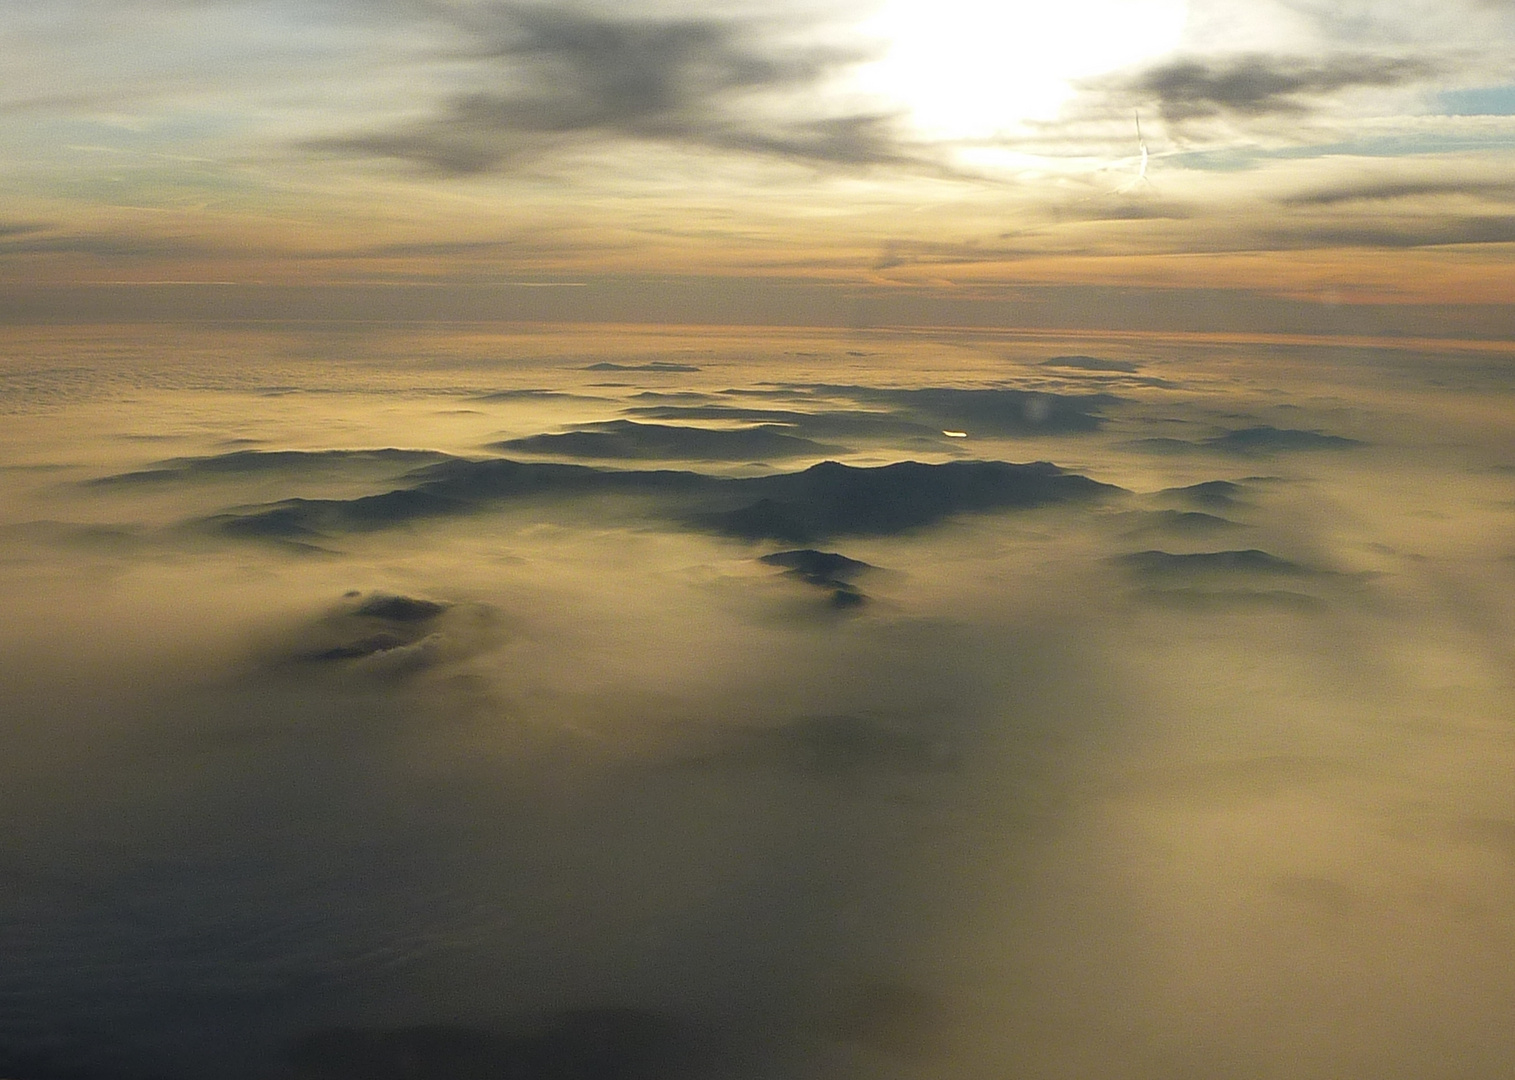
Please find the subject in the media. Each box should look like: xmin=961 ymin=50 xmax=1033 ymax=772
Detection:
xmin=493 ymin=419 xmax=841 ymax=460
xmin=1119 ymin=509 xmax=1241 ymax=539
xmin=1155 ymin=479 xmax=1247 ymax=508
xmin=759 ymin=548 xmax=874 ymax=608
xmin=194 ymin=457 xmax=1121 ymax=546
xmin=273 ymin=592 xmax=462 ymax=681
xmin=787 ymin=385 xmax=1113 ymax=437
xmin=88 ymin=450 xmax=452 ymax=487
xmin=1114 ymin=547 xmax=1354 ymax=611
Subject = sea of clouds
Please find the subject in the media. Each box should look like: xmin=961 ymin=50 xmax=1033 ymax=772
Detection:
xmin=1 ymin=324 xmax=1512 ymax=1079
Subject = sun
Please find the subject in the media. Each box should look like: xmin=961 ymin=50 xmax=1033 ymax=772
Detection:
xmin=852 ymin=0 xmax=1188 ymax=140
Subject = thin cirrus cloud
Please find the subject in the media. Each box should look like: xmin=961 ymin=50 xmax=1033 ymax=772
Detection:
xmin=303 ymin=4 xmax=915 ymax=174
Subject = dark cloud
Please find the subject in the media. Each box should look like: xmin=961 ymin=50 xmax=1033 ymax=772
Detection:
xmin=1116 ymin=548 xmax=1337 ymax=610
xmin=826 ymin=587 xmax=866 ymax=609
xmin=202 ymin=457 xmax=1120 ymax=544
xmin=760 ymin=548 xmax=873 ymax=607
xmin=759 ymin=548 xmax=871 ymax=584
xmin=351 ymin=593 xmax=449 ymax=623
xmin=1117 ymin=549 xmax=1310 ymax=576
xmin=89 ymin=449 xmax=451 ymax=486
xmin=695 ymin=459 xmax=1118 ymax=542
xmin=204 ymin=487 xmax=472 ymax=543
xmin=1120 ymin=509 xmax=1240 ymax=538
xmin=287 ymin=590 xmax=442 ymax=648
xmin=494 ymin=419 xmax=841 ymax=460
xmin=1120 ymin=53 xmax=1433 ymax=123
xmin=252 ymin=591 xmax=514 ymax=687
xmin=305 ymin=6 xmax=910 ymax=174
xmin=1156 ymin=480 xmax=1244 ymax=509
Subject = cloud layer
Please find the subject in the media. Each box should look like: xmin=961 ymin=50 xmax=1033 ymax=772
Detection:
xmin=4 ymin=324 xmax=1515 ymax=1080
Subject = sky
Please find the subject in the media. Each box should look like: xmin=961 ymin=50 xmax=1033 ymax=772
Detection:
xmin=2 ymin=0 xmax=1514 ymax=334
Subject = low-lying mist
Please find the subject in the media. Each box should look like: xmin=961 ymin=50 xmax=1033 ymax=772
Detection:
xmin=1 ymin=324 xmax=1512 ymax=1079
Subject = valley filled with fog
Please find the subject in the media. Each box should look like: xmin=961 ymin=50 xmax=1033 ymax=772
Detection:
xmin=2 ymin=323 xmax=1513 ymax=1080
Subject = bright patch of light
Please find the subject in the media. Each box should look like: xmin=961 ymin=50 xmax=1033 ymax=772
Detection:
xmin=854 ymin=0 xmax=1188 ymax=139
xmin=943 ymin=430 xmax=968 ymax=437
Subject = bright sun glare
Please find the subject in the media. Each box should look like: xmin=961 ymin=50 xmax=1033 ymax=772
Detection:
xmin=854 ymin=0 xmax=1188 ymax=139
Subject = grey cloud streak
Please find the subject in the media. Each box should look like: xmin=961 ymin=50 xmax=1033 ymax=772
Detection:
xmin=1281 ymin=177 xmax=1515 ymax=205
xmin=0 ymin=228 xmax=217 ymax=260
xmin=1260 ymin=215 xmax=1515 ymax=248
xmin=1119 ymin=53 xmax=1434 ymax=122
xmin=305 ymin=4 xmax=914 ymax=174
xmin=0 ymin=221 xmax=50 ymax=238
